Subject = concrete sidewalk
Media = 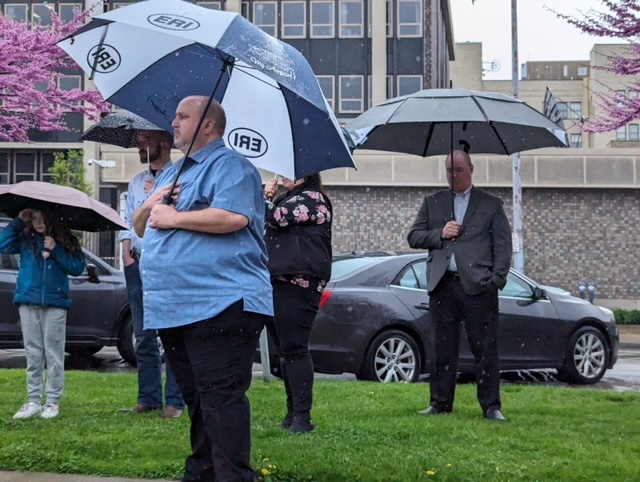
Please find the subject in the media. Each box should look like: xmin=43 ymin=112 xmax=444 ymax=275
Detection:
xmin=3 ymin=325 xmax=639 ymax=482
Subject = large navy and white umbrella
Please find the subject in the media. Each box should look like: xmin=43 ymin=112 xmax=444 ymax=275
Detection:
xmin=58 ymin=0 xmax=354 ymax=180
xmin=81 ymin=111 xmax=167 ymax=148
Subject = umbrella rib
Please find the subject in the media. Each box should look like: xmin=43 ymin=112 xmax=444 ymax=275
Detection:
xmin=421 ymin=123 xmax=436 ymax=158
xmin=470 ymin=96 xmax=510 ymax=154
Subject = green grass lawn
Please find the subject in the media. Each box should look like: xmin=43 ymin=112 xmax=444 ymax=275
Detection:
xmin=1 ymin=369 xmax=639 ymax=482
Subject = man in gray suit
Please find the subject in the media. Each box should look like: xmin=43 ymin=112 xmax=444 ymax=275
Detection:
xmin=407 ymin=149 xmax=512 ymax=421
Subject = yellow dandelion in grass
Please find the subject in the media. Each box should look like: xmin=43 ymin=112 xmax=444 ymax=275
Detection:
xmin=268 ymin=464 xmax=276 ymax=470
xmin=427 ymin=470 xmax=436 ymax=476
xmin=261 ymin=468 xmax=271 ymax=476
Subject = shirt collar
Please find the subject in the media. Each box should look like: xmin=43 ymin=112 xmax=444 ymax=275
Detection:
xmin=189 ymin=138 xmax=226 ymax=164
xmin=147 ymin=159 xmax=173 ymax=175
xmin=454 ymin=186 xmax=472 ymax=199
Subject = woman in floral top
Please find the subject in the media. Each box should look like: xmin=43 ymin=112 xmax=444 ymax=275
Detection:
xmin=264 ymin=173 xmax=332 ymax=434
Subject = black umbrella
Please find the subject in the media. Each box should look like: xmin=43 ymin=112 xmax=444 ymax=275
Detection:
xmin=80 ymin=111 xmax=167 ymax=148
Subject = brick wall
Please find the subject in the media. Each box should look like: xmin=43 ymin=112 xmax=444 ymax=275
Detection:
xmin=324 ymin=186 xmax=640 ymax=300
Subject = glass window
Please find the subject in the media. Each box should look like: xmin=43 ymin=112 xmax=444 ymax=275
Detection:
xmin=397 ymin=0 xmax=421 ymax=37
xmin=570 ymin=134 xmax=582 ymax=148
xmin=569 ymin=102 xmax=582 ymax=120
xmin=241 ymin=1 xmax=249 ymax=17
xmin=330 ymin=257 xmax=385 ymax=280
xmin=59 ymin=3 xmax=82 ymax=22
xmin=367 ymin=75 xmax=393 ymax=108
xmin=557 ymin=102 xmax=568 ymax=119
xmin=281 ymin=1 xmax=306 ymax=38
xmin=59 ymin=76 xmax=81 ymax=91
xmin=317 ymin=76 xmax=335 ymax=111
xmin=339 ymin=0 xmax=363 ymax=38
xmin=15 ymin=153 xmax=36 ymax=183
xmin=5 ymin=4 xmax=28 ymax=22
xmin=397 ymin=75 xmax=422 ymax=96
xmin=311 ymin=1 xmax=334 ymax=38
xmin=629 ymin=90 xmax=639 ymax=99
xmin=367 ymin=0 xmax=392 ymax=38
xmin=577 ymin=67 xmax=588 ymax=76
xmin=616 ymin=125 xmax=627 ymax=141
xmin=41 ymin=152 xmax=56 ymax=183
xmin=32 ymin=4 xmax=54 ymax=27
xmin=112 ymin=3 xmax=132 ymax=9
xmin=396 ymin=262 xmax=427 ymax=290
xmin=253 ymin=1 xmax=277 ymax=37
xmin=500 ymin=273 xmax=534 ymax=299
xmin=339 ymin=75 xmax=364 ymax=113
xmin=629 ymin=124 xmax=639 ymax=141
xmin=197 ymin=1 xmax=221 ymax=9
xmin=0 ymin=152 xmax=10 ymax=185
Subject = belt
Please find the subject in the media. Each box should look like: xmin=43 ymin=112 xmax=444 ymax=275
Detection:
xmin=130 ymin=250 xmax=141 ymax=263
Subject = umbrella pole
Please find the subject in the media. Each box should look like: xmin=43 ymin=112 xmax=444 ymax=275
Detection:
xmin=163 ymin=58 xmax=233 ymax=205
xmin=450 ymin=123 xmax=454 ymax=220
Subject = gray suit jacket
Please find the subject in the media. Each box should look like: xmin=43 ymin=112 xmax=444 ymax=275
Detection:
xmin=407 ymin=187 xmax=512 ymax=296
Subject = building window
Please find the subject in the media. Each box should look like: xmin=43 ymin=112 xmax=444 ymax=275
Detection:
xmin=197 ymin=1 xmax=221 ymax=9
xmin=629 ymin=124 xmax=640 ymax=141
xmin=339 ymin=0 xmax=363 ymax=38
xmin=339 ymin=75 xmax=364 ymax=113
xmin=41 ymin=152 xmax=56 ymax=184
xmin=254 ymin=2 xmax=277 ymax=37
xmin=59 ymin=3 xmax=82 ymax=22
xmin=0 ymin=152 xmax=9 ymax=185
xmin=367 ymin=75 xmax=394 ymax=108
xmin=15 ymin=153 xmax=36 ymax=183
xmin=557 ymin=102 xmax=568 ymax=119
xmin=578 ymin=67 xmax=588 ymax=76
xmin=570 ymin=134 xmax=582 ymax=148
xmin=628 ymin=90 xmax=639 ymax=100
xmin=32 ymin=4 xmax=54 ymax=28
xmin=367 ymin=0 xmax=392 ymax=38
xmin=241 ymin=1 xmax=249 ymax=17
xmin=616 ymin=125 xmax=627 ymax=141
xmin=310 ymin=1 xmax=334 ymax=38
xmin=569 ymin=102 xmax=582 ymax=120
xmin=112 ymin=2 xmax=132 ymax=9
xmin=397 ymin=0 xmax=422 ymax=37
xmin=397 ymin=75 xmax=422 ymax=96
xmin=317 ymin=76 xmax=335 ymax=111
xmin=281 ymin=1 xmax=306 ymax=38
xmin=59 ymin=76 xmax=82 ymax=106
xmin=5 ymin=4 xmax=28 ymax=22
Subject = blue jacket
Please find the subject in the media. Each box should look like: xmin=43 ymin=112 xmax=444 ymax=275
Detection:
xmin=0 ymin=218 xmax=85 ymax=309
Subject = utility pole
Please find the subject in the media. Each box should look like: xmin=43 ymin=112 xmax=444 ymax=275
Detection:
xmin=511 ymin=0 xmax=524 ymax=273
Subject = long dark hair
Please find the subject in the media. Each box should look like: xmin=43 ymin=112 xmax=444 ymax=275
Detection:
xmin=23 ymin=209 xmax=82 ymax=257
xmin=301 ymin=173 xmax=324 ymax=192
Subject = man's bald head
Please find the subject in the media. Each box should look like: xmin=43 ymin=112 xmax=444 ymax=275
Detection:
xmin=444 ymin=149 xmax=474 ymax=193
xmin=172 ymin=96 xmax=227 ymax=154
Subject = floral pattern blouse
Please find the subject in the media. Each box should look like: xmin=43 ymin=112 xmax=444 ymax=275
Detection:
xmin=266 ymin=190 xmax=332 ymax=293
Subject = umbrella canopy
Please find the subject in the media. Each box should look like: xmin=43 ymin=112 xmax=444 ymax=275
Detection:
xmin=0 ymin=182 xmax=128 ymax=232
xmin=346 ymin=88 xmax=568 ymax=157
xmin=81 ymin=111 xmax=166 ymax=148
xmin=58 ymin=0 xmax=355 ymax=180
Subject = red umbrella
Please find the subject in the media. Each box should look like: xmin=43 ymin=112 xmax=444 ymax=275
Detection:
xmin=0 ymin=181 xmax=127 ymax=232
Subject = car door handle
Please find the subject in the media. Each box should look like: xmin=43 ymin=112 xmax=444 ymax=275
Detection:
xmin=415 ymin=303 xmax=430 ymax=311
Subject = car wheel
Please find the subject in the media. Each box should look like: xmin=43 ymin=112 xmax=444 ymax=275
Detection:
xmin=357 ymin=330 xmax=422 ymax=383
xmin=117 ymin=315 xmax=137 ymax=366
xmin=65 ymin=346 xmax=103 ymax=357
xmin=557 ymin=326 xmax=608 ymax=384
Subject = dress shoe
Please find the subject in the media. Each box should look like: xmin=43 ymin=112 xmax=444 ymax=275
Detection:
xmin=484 ymin=409 xmax=507 ymax=421
xmin=133 ymin=403 xmax=161 ymax=414
xmin=281 ymin=413 xmax=293 ymax=429
xmin=162 ymin=406 xmax=184 ymax=419
xmin=418 ymin=406 xmax=450 ymax=415
xmin=288 ymin=416 xmax=314 ymax=434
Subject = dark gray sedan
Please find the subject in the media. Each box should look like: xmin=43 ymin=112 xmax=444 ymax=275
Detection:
xmin=303 ymin=251 xmax=619 ymax=384
xmin=0 ymin=223 xmax=135 ymax=364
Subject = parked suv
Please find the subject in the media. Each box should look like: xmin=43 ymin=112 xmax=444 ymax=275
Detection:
xmin=0 ymin=219 xmax=136 ymax=364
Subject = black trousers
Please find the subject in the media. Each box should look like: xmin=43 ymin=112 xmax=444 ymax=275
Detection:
xmin=266 ymin=280 xmax=321 ymax=417
xmin=428 ymin=273 xmax=501 ymax=413
xmin=159 ymin=301 xmax=267 ymax=482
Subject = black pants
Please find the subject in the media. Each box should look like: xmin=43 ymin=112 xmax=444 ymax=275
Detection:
xmin=266 ymin=280 xmax=321 ymax=417
xmin=159 ymin=300 xmax=267 ymax=482
xmin=428 ymin=273 xmax=501 ymax=413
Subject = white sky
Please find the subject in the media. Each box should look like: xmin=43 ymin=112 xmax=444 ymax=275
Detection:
xmin=450 ymin=0 xmax=624 ymax=80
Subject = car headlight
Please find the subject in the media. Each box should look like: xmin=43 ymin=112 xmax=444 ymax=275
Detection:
xmin=597 ymin=306 xmax=615 ymax=322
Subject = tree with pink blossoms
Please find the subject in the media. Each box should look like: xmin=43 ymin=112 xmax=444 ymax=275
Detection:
xmin=554 ymin=0 xmax=640 ymax=132
xmin=0 ymin=8 xmax=109 ymax=143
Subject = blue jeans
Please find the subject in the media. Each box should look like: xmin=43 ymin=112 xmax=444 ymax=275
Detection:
xmin=124 ymin=262 xmax=184 ymax=410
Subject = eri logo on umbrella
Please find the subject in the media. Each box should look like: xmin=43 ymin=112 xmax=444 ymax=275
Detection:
xmin=58 ymin=0 xmax=355 ymax=181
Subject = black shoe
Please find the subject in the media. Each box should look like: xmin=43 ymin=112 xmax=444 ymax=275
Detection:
xmin=289 ymin=416 xmax=314 ymax=434
xmin=418 ymin=406 xmax=450 ymax=415
xmin=484 ymin=409 xmax=507 ymax=421
xmin=281 ymin=413 xmax=293 ymax=429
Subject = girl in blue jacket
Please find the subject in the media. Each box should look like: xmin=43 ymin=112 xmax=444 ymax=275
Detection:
xmin=0 ymin=208 xmax=85 ymax=419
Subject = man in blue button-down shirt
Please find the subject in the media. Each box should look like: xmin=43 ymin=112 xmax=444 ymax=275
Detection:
xmin=133 ymin=96 xmax=273 ymax=482
xmin=119 ymin=129 xmax=184 ymax=419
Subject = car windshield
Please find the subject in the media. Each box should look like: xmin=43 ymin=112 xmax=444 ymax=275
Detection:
xmin=331 ymin=257 xmax=387 ymax=281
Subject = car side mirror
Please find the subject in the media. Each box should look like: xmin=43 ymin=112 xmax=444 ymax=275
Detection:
xmin=517 ymin=287 xmax=545 ymax=306
xmin=87 ymin=264 xmax=100 ymax=284
xmin=533 ymin=287 xmax=545 ymax=299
